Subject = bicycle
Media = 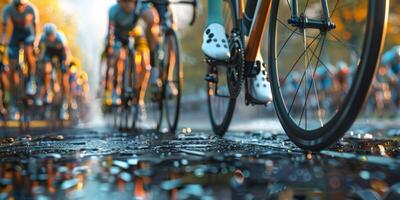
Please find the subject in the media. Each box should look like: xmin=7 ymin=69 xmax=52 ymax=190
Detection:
xmin=38 ymin=57 xmax=70 ymax=129
xmin=142 ymin=0 xmax=198 ymax=132
xmin=13 ymin=44 xmax=37 ymax=131
xmin=111 ymin=31 xmax=144 ymax=130
xmin=205 ymin=0 xmax=389 ymax=150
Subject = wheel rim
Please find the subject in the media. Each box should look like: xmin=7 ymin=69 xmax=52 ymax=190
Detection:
xmin=271 ymin=0 xmax=371 ymax=133
xmin=208 ymin=66 xmax=234 ymax=127
xmin=164 ymin=33 xmax=180 ymax=131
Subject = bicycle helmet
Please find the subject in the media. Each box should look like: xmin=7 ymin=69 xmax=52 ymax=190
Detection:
xmin=118 ymin=0 xmax=135 ymax=3
xmin=43 ymin=23 xmax=57 ymax=36
xmin=12 ymin=0 xmax=27 ymax=6
xmin=337 ymin=61 xmax=350 ymax=75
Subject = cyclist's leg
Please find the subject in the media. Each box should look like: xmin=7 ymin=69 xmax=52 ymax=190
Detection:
xmin=24 ymin=35 xmax=37 ymax=96
xmin=104 ymin=47 xmax=116 ymax=105
xmin=0 ymin=67 xmax=6 ymax=115
xmin=7 ymin=34 xmax=22 ymax=119
xmin=114 ymin=42 xmax=126 ymax=105
xmin=141 ymin=5 xmax=160 ymax=52
xmin=59 ymin=53 xmax=70 ymax=103
xmin=153 ymin=3 xmax=168 ymax=25
xmin=40 ymin=54 xmax=53 ymax=104
xmin=201 ymin=0 xmax=230 ymax=60
xmin=0 ymin=67 xmax=10 ymax=103
xmin=105 ymin=52 xmax=113 ymax=91
xmin=135 ymin=42 xmax=151 ymax=106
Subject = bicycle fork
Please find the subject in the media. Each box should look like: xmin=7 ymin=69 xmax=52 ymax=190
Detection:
xmin=288 ymin=0 xmax=336 ymax=32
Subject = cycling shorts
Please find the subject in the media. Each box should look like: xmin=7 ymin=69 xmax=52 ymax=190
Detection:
xmin=42 ymin=48 xmax=67 ymax=63
xmin=113 ymin=27 xmax=149 ymax=54
xmin=8 ymin=30 xmax=35 ymax=60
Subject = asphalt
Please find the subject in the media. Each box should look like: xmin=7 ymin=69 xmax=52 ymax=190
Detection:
xmin=0 ymin=119 xmax=399 ymax=200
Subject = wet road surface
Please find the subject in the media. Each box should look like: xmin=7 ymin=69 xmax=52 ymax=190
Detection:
xmin=0 ymin=122 xmax=400 ymax=200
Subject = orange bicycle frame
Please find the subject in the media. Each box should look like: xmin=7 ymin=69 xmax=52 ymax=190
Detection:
xmin=235 ymin=0 xmax=272 ymax=63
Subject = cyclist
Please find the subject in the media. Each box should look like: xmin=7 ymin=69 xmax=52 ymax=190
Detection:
xmin=68 ymin=57 xmax=80 ymax=111
xmin=0 ymin=0 xmax=40 ymax=119
xmin=201 ymin=0 xmax=272 ymax=104
xmin=106 ymin=0 xmax=155 ymax=107
xmin=374 ymin=64 xmax=394 ymax=116
xmin=38 ymin=23 xmax=72 ymax=120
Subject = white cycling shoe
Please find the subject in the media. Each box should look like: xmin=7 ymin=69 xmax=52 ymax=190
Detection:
xmin=201 ymin=23 xmax=230 ymax=60
xmin=247 ymin=52 xmax=273 ymax=104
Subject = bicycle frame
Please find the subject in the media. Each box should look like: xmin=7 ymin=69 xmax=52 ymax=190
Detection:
xmin=236 ymin=0 xmax=334 ymax=65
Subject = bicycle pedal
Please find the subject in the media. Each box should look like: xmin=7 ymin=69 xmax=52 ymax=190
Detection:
xmin=246 ymin=93 xmax=271 ymax=106
xmin=204 ymin=57 xmax=229 ymax=66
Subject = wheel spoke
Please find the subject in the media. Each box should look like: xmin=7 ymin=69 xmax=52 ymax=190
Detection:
xmin=278 ymin=28 xmax=298 ymax=57
xmin=312 ymin=34 xmax=327 ymax=127
xmin=298 ymin=34 xmax=327 ymax=128
xmin=330 ymin=0 xmax=340 ymax=17
xmin=328 ymin=31 xmax=360 ymax=56
xmin=303 ymin=0 xmax=310 ymax=14
xmin=286 ymin=0 xmax=292 ymax=13
xmin=283 ymin=33 xmax=321 ymax=83
xmin=288 ymin=35 xmax=323 ymax=114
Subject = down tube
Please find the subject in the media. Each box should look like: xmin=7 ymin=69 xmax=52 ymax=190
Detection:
xmin=245 ymin=0 xmax=272 ymax=63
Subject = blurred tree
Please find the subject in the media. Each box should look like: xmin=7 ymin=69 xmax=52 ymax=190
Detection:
xmin=386 ymin=0 xmax=400 ymax=49
xmin=0 ymin=0 xmax=81 ymax=59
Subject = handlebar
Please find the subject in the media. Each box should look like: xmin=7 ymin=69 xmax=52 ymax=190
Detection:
xmin=141 ymin=0 xmax=198 ymax=26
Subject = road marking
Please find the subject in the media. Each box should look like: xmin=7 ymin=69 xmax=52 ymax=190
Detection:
xmin=0 ymin=120 xmax=73 ymax=128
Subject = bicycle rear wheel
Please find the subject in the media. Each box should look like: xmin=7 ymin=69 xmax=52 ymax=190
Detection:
xmin=163 ymin=30 xmax=182 ymax=132
xmin=206 ymin=0 xmax=244 ymax=136
xmin=268 ymin=0 xmax=388 ymax=150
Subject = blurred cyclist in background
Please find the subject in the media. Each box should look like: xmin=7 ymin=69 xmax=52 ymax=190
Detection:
xmin=0 ymin=0 xmax=40 ymax=119
xmin=38 ymin=23 xmax=72 ymax=120
xmin=374 ymin=64 xmax=394 ymax=117
xmin=332 ymin=61 xmax=351 ymax=106
xmin=106 ymin=0 xmax=157 ymax=106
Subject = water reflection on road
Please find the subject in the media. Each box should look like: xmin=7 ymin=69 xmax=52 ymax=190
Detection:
xmin=0 ymin=127 xmax=399 ymax=199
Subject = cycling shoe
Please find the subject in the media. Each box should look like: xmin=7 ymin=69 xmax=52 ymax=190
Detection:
xmin=247 ymin=52 xmax=273 ymax=104
xmin=202 ymin=23 xmax=231 ymax=61
xmin=112 ymin=89 xmax=122 ymax=106
xmin=9 ymin=106 xmax=20 ymax=121
xmin=26 ymin=78 xmax=37 ymax=96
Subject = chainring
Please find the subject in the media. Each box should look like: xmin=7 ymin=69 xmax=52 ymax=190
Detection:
xmin=227 ymin=34 xmax=245 ymax=98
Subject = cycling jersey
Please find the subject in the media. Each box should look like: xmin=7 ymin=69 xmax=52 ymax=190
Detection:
xmin=112 ymin=26 xmax=149 ymax=54
xmin=2 ymin=2 xmax=39 ymax=59
xmin=2 ymin=3 xmax=38 ymax=33
xmin=39 ymin=31 xmax=68 ymax=62
xmin=109 ymin=3 xmax=151 ymax=44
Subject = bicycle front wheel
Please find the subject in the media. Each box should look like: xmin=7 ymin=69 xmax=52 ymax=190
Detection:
xmin=163 ymin=30 xmax=182 ymax=132
xmin=268 ymin=0 xmax=388 ymax=150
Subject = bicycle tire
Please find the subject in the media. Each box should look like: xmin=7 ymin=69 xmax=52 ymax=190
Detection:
xmin=268 ymin=0 xmax=388 ymax=151
xmin=164 ymin=30 xmax=182 ymax=132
